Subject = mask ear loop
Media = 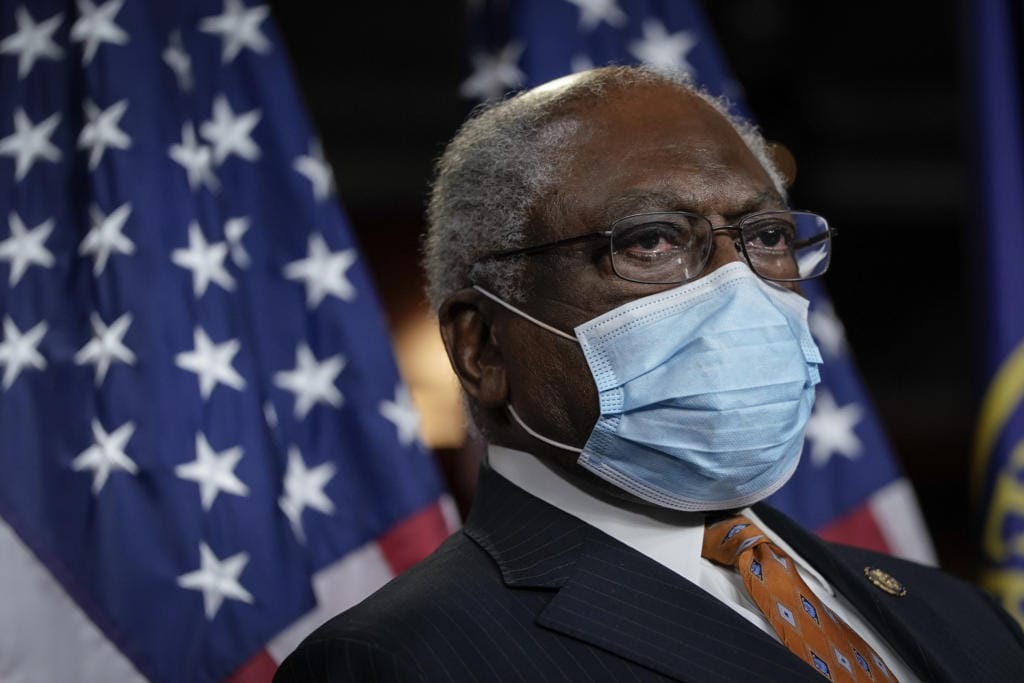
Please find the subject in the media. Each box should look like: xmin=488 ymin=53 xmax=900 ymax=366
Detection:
xmin=507 ymin=404 xmax=583 ymax=454
xmin=471 ymin=286 xmax=583 ymax=452
xmin=472 ymin=286 xmax=578 ymax=343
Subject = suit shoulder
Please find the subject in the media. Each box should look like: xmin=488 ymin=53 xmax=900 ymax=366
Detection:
xmin=276 ymin=531 xmax=508 ymax=681
xmin=273 ymin=634 xmax=425 ymax=683
xmin=307 ymin=530 xmax=499 ymax=636
xmin=826 ymin=542 xmax=1024 ymax=644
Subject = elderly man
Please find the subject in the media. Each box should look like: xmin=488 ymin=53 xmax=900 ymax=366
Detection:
xmin=275 ymin=67 xmax=1024 ymax=682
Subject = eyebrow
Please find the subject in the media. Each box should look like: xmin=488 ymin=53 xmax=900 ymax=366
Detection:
xmin=603 ymin=188 xmax=786 ymax=223
xmin=736 ymin=189 xmax=787 ymax=215
xmin=604 ymin=190 xmax=688 ymax=219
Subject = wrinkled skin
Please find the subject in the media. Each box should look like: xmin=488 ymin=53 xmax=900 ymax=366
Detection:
xmin=439 ymin=81 xmax=790 ymax=484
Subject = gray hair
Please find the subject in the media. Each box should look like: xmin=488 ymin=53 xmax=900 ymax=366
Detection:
xmin=423 ymin=66 xmax=786 ymax=311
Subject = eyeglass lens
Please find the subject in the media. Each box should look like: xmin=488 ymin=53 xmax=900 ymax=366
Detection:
xmin=609 ymin=211 xmax=830 ymax=283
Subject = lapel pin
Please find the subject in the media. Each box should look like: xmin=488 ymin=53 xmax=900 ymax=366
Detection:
xmin=864 ymin=566 xmax=907 ymax=597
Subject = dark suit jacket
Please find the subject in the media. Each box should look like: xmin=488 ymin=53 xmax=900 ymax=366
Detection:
xmin=275 ymin=467 xmax=1024 ymax=681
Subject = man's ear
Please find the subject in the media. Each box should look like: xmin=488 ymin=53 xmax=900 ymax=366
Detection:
xmin=437 ymin=288 xmax=508 ymax=408
xmin=766 ymin=141 xmax=797 ymax=189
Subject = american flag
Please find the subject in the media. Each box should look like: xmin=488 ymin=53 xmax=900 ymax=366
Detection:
xmin=463 ymin=0 xmax=936 ymax=564
xmin=0 ymin=1 xmax=454 ymax=681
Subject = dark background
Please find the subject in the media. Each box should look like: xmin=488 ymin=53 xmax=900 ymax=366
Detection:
xmin=268 ymin=2 xmax=980 ymax=577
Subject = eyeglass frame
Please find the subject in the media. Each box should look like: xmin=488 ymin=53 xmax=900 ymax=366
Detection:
xmin=473 ymin=209 xmax=838 ymax=285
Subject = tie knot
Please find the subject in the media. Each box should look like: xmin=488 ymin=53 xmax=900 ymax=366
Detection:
xmin=702 ymin=515 xmax=772 ymax=567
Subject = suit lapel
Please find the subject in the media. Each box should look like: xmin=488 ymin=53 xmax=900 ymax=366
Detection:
xmin=466 ymin=468 xmax=819 ymax=682
xmin=536 ymin=525 xmax=822 ymax=682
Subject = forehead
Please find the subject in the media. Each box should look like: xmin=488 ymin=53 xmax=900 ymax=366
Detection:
xmin=534 ymin=83 xmax=781 ymax=239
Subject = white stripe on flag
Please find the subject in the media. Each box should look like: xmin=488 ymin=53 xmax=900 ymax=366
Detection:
xmin=869 ymin=478 xmax=938 ymax=566
xmin=439 ymin=493 xmax=462 ymax=532
xmin=266 ymin=540 xmax=395 ymax=663
xmin=0 ymin=516 xmax=147 ymax=683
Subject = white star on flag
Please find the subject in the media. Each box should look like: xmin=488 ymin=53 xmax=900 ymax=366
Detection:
xmin=199 ymin=0 xmax=271 ymax=64
xmin=0 ymin=108 xmax=62 ymax=182
xmin=0 ymin=7 xmax=64 ymax=79
xmin=565 ymin=0 xmax=627 ymax=31
xmin=162 ymin=29 xmax=192 ymax=92
xmin=279 ymin=446 xmax=336 ymax=543
xmin=273 ymin=343 xmax=345 ymax=419
xmin=805 ymin=390 xmax=864 ymax=467
xmin=379 ymin=384 xmax=421 ymax=446
xmin=224 ymin=216 xmax=251 ymax=268
xmin=199 ymin=95 xmax=261 ymax=165
xmin=809 ymin=299 xmax=847 ymax=358
xmin=0 ymin=212 xmax=55 ymax=286
xmin=169 ymin=122 xmax=219 ymax=192
xmin=71 ymin=419 xmax=138 ymax=494
xmin=0 ymin=316 xmax=47 ymax=390
xmin=79 ymin=201 xmax=134 ymax=276
xmin=293 ymin=139 xmax=334 ymax=201
xmin=171 ymin=221 xmax=236 ymax=297
xmin=70 ymin=0 xmax=129 ymax=66
xmin=629 ymin=19 xmax=698 ymax=73
xmin=175 ymin=327 xmax=246 ymax=400
xmin=460 ymin=41 xmax=526 ymax=101
xmin=176 ymin=542 xmax=254 ymax=620
xmin=77 ymin=99 xmax=131 ymax=170
xmin=284 ymin=233 xmax=357 ymax=309
xmin=73 ymin=312 xmax=136 ymax=386
xmin=174 ymin=433 xmax=249 ymax=511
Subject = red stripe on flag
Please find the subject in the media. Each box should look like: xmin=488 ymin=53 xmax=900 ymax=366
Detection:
xmin=378 ymin=501 xmax=451 ymax=574
xmin=226 ymin=649 xmax=278 ymax=683
xmin=816 ymin=502 xmax=892 ymax=555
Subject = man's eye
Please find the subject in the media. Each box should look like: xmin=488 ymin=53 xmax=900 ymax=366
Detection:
xmin=745 ymin=221 xmax=795 ymax=251
xmin=614 ymin=223 xmax=687 ymax=259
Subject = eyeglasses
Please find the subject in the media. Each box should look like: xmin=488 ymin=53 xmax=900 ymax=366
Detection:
xmin=475 ymin=210 xmax=837 ymax=284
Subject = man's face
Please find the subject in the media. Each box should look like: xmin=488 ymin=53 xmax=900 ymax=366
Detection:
xmin=492 ymin=82 xmax=788 ymax=465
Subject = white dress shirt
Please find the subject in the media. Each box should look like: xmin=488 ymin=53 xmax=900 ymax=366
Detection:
xmin=489 ymin=445 xmax=918 ymax=682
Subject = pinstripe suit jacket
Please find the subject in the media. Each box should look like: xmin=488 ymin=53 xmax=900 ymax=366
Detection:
xmin=275 ymin=467 xmax=1024 ymax=682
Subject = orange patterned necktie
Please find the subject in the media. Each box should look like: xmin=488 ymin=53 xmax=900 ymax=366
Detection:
xmin=702 ymin=515 xmax=898 ymax=682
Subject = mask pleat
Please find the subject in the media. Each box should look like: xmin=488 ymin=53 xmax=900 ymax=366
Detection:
xmin=615 ymin=352 xmax=811 ymax=408
xmin=574 ymin=263 xmax=823 ymax=511
xmin=604 ymin=391 xmax=810 ymax=450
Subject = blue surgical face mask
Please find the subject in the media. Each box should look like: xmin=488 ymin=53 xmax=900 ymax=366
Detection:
xmin=474 ymin=262 xmax=823 ymax=512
